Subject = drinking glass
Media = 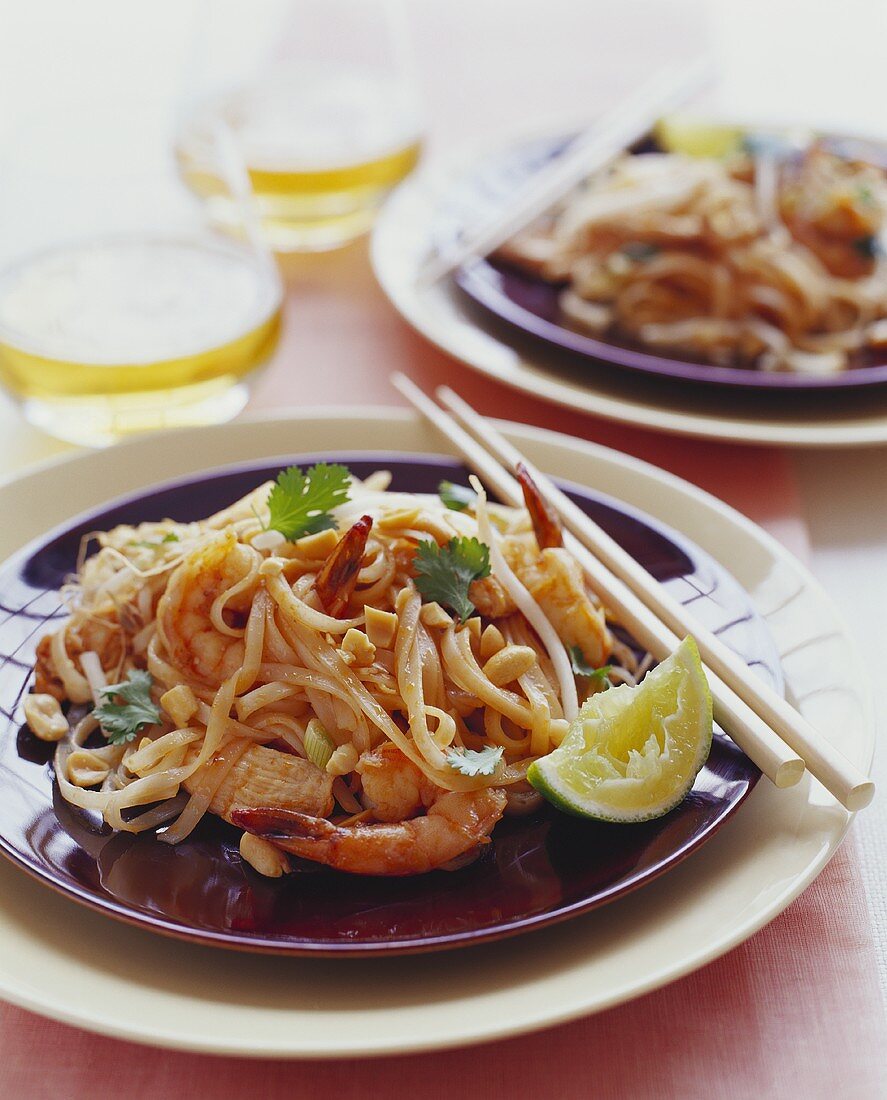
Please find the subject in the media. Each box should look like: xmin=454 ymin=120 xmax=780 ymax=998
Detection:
xmin=175 ymin=0 xmax=424 ymax=251
xmin=0 ymin=6 xmax=283 ymax=446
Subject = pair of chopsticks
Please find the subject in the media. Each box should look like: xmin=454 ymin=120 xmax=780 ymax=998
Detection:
xmin=391 ymin=373 xmax=875 ymax=812
xmin=417 ymin=57 xmax=714 ymax=287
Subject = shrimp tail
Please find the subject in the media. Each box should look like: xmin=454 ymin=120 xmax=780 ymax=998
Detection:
xmin=231 ymin=806 xmax=328 ymax=840
xmin=516 ymin=463 xmax=563 ymax=549
xmin=313 ymin=515 xmax=373 ymax=617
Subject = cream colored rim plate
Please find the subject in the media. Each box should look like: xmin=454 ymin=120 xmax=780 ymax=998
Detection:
xmin=0 ymin=410 xmax=873 ymax=1058
xmin=371 ymin=166 xmax=887 ymax=448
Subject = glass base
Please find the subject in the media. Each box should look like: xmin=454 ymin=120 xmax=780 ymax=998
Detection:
xmin=204 ymin=193 xmax=384 ymax=252
xmin=23 ymin=377 xmax=251 ymax=447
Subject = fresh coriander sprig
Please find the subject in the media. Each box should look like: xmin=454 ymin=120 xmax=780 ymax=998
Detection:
xmin=445 ymin=745 xmax=503 ymax=776
xmin=569 ymin=645 xmax=613 ymax=689
xmin=94 ymin=669 xmax=162 ymax=745
xmin=413 ymin=536 xmax=491 ymax=623
xmin=266 ymin=462 xmax=351 ymax=541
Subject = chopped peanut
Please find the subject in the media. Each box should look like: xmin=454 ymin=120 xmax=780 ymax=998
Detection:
xmin=465 ymin=616 xmax=482 ymax=643
xmin=341 ymin=628 xmax=376 ymax=666
xmin=160 ymin=684 xmax=199 ymax=727
xmin=23 ymin=693 xmax=68 ymax=741
xmin=327 ymin=743 xmax=360 ymax=776
xmin=479 ymin=624 xmax=506 ymax=661
xmin=239 ymin=832 xmax=290 ymax=878
xmin=365 ymin=606 xmax=398 ymax=648
xmin=483 ymin=644 xmax=537 ymax=686
xmin=294 ymin=528 xmax=339 ymax=557
xmin=419 ymin=601 xmax=453 ymax=629
xmin=377 ymin=506 xmax=421 ymax=531
xmin=67 ymin=747 xmax=118 ymax=788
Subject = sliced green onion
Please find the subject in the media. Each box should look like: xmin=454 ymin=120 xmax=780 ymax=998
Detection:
xmin=304 ymin=719 xmax=335 ymax=770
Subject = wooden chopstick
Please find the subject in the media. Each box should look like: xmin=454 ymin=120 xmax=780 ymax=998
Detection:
xmin=424 ymin=382 xmax=874 ymax=812
xmin=415 ymin=58 xmax=714 ymax=288
xmin=393 ymin=372 xmax=805 ymax=791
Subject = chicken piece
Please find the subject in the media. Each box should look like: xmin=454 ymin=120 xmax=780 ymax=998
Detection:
xmin=184 ymin=743 xmax=334 ymax=823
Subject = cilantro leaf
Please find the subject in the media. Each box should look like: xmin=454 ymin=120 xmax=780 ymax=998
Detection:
xmin=266 ymin=463 xmax=351 ymax=541
xmin=413 ymin=536 xmax=491 ymax=623
xmin=569 ymin=645 xmax=613 ymax=688
xmin=94 ymin=669 xmax=162 ymax=745
xmin=445 ymin=745 xmax=504 ymax=776
xmin=438 ymin=480 xmax=475 ymax=512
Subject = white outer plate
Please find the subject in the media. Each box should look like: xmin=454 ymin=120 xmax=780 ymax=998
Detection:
xmin=0 ymin=410 xmax=873 ymax=1058
xmin=371 ymin=165 xmax=887 ymax=448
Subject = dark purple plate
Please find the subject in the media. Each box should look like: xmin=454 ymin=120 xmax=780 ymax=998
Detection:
xmin=0 ymin=455 xmax=778 ymax=956
xmin=451 ymin=132 xmax=887 ymax=391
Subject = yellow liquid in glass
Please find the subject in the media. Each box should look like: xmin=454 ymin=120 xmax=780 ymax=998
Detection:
xmin=0 ymin=237 xmax=282 ymax=445
xmin=177 ymin=69 xmax=423 ymax=251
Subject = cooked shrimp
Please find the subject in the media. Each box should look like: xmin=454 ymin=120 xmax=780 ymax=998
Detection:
xmin=504 ymin=534 xmax=611 ymax=666
xmin=356 ymin=741 xmax=439 ymax=822
xmin=156 ymin=533 xmax=260 ymax=687
xmin=313 ymin=514 xmax=373 ymax=617
xmin=467 ymin=495 xmax=610 ymax=667
xmin=232 ymin=785 xmax=507 ymax=876
xmin=469 ymin=573 xmax=516 ymax=619
xmin=516 ymin=462 xmax=563 ymax=549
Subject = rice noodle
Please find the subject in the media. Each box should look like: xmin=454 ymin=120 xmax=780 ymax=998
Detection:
xmin=35 ymin=471 xmax=634 ymax=856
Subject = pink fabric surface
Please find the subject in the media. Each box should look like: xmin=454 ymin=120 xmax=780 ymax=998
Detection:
xmin=2 ymin=235 xmax=885 ymax=1098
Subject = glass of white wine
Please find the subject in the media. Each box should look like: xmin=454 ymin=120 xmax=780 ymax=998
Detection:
xmin=0 ymin=12 xmax=283 ymax=447
xmin=175 ymin=0 xmax=424 ymax=251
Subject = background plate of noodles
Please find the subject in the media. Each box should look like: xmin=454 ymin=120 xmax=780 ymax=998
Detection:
xmin=450 ymin=128 xmax=887 ymax=390
xmin=0 ymin=453 xmax=776 ymax=955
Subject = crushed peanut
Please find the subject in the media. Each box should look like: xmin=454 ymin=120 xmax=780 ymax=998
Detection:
xmin=377 ymin=506 xmax=421 ymax=531
xmin=67 ymin=747 xmax=117 ymax=788
xmin=23 ymin=693 xmax=68 ymax=742
xmin=419 ymin=601 xmax=453 ymax=629
xmin=327 ymin=743 xmax=360 ymax=776
xmin=365 ymin=606 xmax=398 ymax=648
xmin=341 ymin=628 xmax=376 ymax=666
xmin=483 ymin=644 xmax=537 ymax=686
xmin=239 ymin=832 xmax=290 ymax=878
xmin=160 ymin=684 xmax=198 ymax=727
xmin=479 ymin=624 xmax=506 ymax=661
xmin=293 ymin=528 xmax=339 ymax=557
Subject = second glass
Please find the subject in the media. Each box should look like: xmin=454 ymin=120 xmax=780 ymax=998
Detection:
xmin=176 ymin=0 xmax=424 ymax=252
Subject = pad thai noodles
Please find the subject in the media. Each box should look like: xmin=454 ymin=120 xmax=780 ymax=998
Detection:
xmin=497 ymin=145 xmax=887 ymax=375
xmin=25 ymin=463 xmax=654 ymax=877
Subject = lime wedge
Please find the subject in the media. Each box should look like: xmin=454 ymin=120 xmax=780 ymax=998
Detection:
xmin=528 ymin=636 xmax=713 ymax=823
xmin=653 ymin=116 xmax=745 ymax=159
